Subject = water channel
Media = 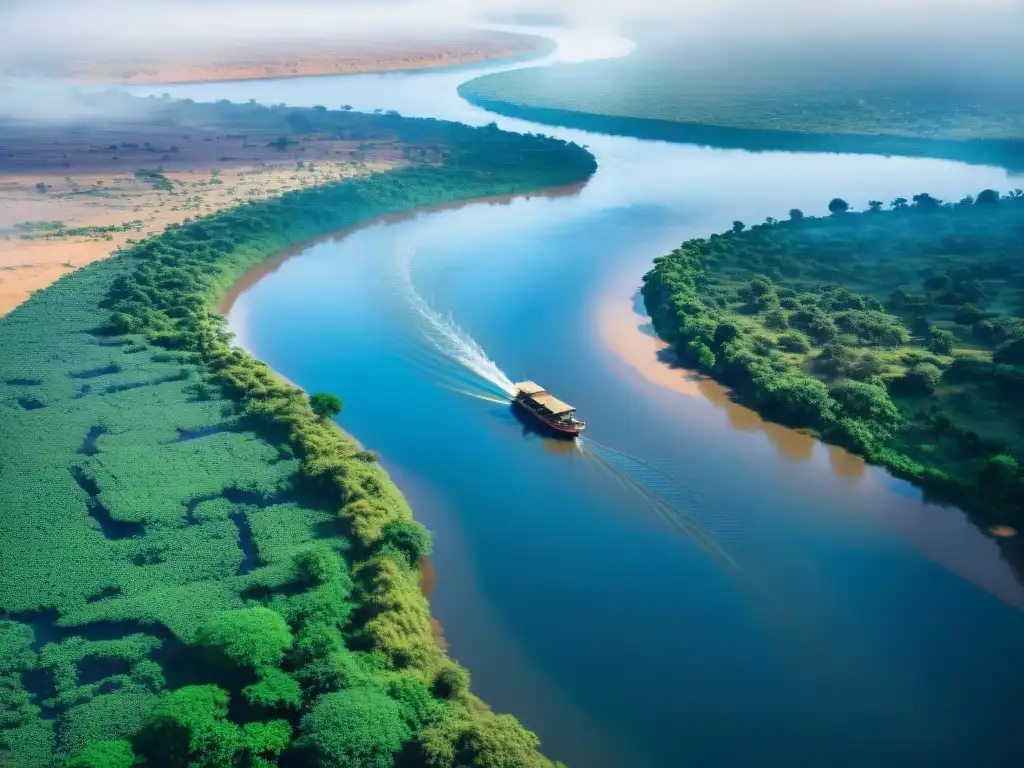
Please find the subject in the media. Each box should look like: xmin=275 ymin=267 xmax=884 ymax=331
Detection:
xmin=133 ymin=27 xmax=1024 ymax=767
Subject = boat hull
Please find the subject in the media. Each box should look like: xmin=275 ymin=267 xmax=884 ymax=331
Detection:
xmin=512 ymin=400 xmax=583 ymax=438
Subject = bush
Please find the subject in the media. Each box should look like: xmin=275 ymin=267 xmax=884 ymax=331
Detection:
xmin=777 ymin=332 xmax=810 ymax=353
xmin=194 ymin=607 xmax=293 ymax=670
xmin=309 ymin=392 xmax=343 ymax=420
xmin=297 ymin=688 xmax=412 ymax=768
xmin=929 ymin=328 xmax=955 ymax=355
xmin=900 ymin=362 xmax=943 ymax=394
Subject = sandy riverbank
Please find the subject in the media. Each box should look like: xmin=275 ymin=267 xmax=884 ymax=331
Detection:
xmin=29 ymin=30 xmax=549 ymax=85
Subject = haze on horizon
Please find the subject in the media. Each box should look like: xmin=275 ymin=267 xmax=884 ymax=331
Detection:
xmin=0 ymin=0 xmax=1021 ymax=63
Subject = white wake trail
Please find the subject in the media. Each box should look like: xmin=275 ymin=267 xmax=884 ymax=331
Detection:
xmin=396 ymin=242 xmax=517 ymax=399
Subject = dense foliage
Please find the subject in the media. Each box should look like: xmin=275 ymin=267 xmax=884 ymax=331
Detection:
xmin=458 ymin=44 xmax=1024 ymax=170
xmin=643 ymin=190 xmax=1024 ymax=526
xmin=0 ymin=98 xmax=592 ymax=766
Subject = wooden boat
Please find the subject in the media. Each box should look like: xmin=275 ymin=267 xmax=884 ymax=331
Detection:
xmin=512 ymin=381 xmax=586 ymax=437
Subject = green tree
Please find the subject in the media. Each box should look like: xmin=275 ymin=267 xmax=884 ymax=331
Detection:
xmin=788 ymin=208 xmax=804 ymax=220
xmin=731 ymin=220 xmax=745 ymax=233
xmin=828 ymin=198 xmax=850 ymax=214
xmin=975 ymin=188 xmax=1000 ymax=204
xmin=902 ymin=362 xmax=943 ymax=394
xmin=929 ymin=328 xmax=955 ymax=355
xmin=297 ymin=688 xmax=412 ymax=768
xmin=686 ymin=339 xmax=715 ymax=370
xmin=954 ymin=304 xmax=983 ymax=326
xmin=867 ymin=200 xmax=883 ymax=212
xmin=309 ymin=392 xmax=343 ymax=420
xmin=67 ymin=740 xmax=137 ymax=768
xmin=980 ymin=454 xmax=1020 ymax=496
xmin=135 ymin=685 xmax=240 ymax=767
xmin=195 ymin=607 xmax=293 ymax=670
xmin=994 ymin=337 xmax=1024 ymax=364
xmin=376 ymin=519 xmax=432 ymax=565
xmin=832 ymin=381 xmax=902 ymax=438
xmin=891 ymin=197 xmax=908 ymax=209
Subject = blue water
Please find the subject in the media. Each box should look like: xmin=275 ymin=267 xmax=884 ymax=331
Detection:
xmin=141 ymin=27 xmax=1024 ymax=767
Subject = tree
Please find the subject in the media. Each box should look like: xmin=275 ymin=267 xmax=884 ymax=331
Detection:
xmin=828 ymin=198 xmax=850 ymax=214
xmin=195 ymin=607 xmax=293 ymax=670
xmin=432 ymin=663 xmax=470 ymax=700
xmin=313 ymin=104 xmax=327 ymax=112
xmin=912 ymin=192 xmax=941 ymax=210
xmin=731 ymin=220 xmax=745 ymax=233
xmin=135 ymin=685 xmax=240 ymax=767
xmin=994 ymin=336 xmax=1024 ymax=364
xmin=310 ymin=392 xmax=343 ymax=420
xmin=901 ymin=362 xmax=942 ymax=393
xmin=891 ymin=197 xmax=908 ymax=209
xmin=67 ymin=740 xmax=137 ymax=768
xmin=980 ymin=454 xmax=1020 ymax=496
xmin=688 ymin=340 xmax=716 ymax=370
xmin=376 ymin=519 xmax=432 ymax=565
xmin=297 ymin=688 xmax=411 ymax=768
xmin=954 ymin=304 xmax=983 ymax=326
xmin=928 ymin=328 xmax=955 ymax=355
xmin=975 ymin=188 xmax=1000 ymax=204
xmin=341 ymin=104 xmax=353 ymax=111
xmin=788 ymin=208 xmax=804 ymax=220
xmin=832 ymin=380 xmax=902 ymax=437
xmin=867 ymin=200 xmax=883 ymax=212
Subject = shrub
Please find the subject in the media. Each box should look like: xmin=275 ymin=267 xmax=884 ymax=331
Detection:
xmin=900 ymin=362 xmax=943 ymax=394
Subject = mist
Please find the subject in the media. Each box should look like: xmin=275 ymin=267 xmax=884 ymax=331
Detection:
xmin=1 ymin=0 xmax=1021 ymax=68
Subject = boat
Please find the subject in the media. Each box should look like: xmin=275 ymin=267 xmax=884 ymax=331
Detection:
xmin=512 ymin=381 xmax=586 ymax=437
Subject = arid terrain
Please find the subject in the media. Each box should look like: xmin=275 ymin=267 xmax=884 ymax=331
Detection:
xmin=0 ymin=123 xmax=402 ymax=313
xmin=12 ymin=29 xmax=547 ymax=84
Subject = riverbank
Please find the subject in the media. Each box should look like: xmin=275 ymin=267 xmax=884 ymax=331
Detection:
xmin=0 ymin=103 xmax=594 ymax=766
xmin=458 ymin=89 xmax=1024 ymax=172
xmin=641 ymin=194 xmax=1024 ymax=531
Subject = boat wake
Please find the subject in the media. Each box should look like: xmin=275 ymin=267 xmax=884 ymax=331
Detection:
xmin=580 ymin=436 xmax=748 ymax=577
xmin=395 ymin=241 xmax=517 ymax=399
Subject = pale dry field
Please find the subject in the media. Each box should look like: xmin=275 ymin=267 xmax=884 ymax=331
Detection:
xmin=0 ymin=126 xmax=402 ymax=314
xmin=33 ymin=30 xmax=544 ymax=85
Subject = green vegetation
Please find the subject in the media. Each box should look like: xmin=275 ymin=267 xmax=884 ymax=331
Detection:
xmin=308 ymin=394 xmax=343 ymax=421
xmin=643 ymin=189 xmax=1024 ymax=526
xmin=458 ymin=43 xmax=1024 ymax=169
xmin=0 ymin=99 xmax=592 ymax=767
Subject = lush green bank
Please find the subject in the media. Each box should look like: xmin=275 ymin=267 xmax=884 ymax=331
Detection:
xmin=458 ymin=50 xmax=1024 ymax=170
xmin=0 ymin=101 xmax=594 ymax=767
xmin=642 ymin=190 xmax=1024 ymax=528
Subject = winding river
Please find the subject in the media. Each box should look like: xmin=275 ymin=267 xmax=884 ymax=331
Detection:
xmin=134 ymin=27 xmax=1024 ymax=767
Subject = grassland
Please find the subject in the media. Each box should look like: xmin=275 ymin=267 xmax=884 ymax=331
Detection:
xmin=458 ymin=42 xmax=1024 ymax=169
xmin=643 ymin=190 xmax=1024 ymax=530
xmin=0 ymin=98 xmax=595 ymax=767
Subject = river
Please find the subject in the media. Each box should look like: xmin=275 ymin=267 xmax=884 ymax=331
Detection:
xmin=132 ymin=27 xmax=1024 ymax=767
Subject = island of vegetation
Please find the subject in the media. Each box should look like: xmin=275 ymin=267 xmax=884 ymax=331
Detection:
xmin=0 ymin=96 xmax=595 ymax=767
xmin=458 ymin=37 xmax=1024 ymax=170
xmin=642 ymin=190 xmax=1024 ymax=531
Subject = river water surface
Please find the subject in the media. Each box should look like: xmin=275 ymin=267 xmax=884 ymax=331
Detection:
xmin=136 ymin=28 xmax=1024 ymax=767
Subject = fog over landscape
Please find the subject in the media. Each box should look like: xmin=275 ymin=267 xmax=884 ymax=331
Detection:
xmin=1 ymin=0 xmax=1021 ymax=63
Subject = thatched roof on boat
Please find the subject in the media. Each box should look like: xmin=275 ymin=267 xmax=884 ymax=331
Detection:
xmin=531 ymin=393 xmax=575 ymax=415
xmin=515 ymin=381 xmax=547 ymax=396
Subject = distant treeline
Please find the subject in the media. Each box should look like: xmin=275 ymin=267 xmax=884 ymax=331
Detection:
xmin=0 ymin=99 xmax=594 ymax=768
xmin=643 ymin=190 xmax=1024 ymax=527
xmin=458 ymin=90 xmax=1024 ymax=172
